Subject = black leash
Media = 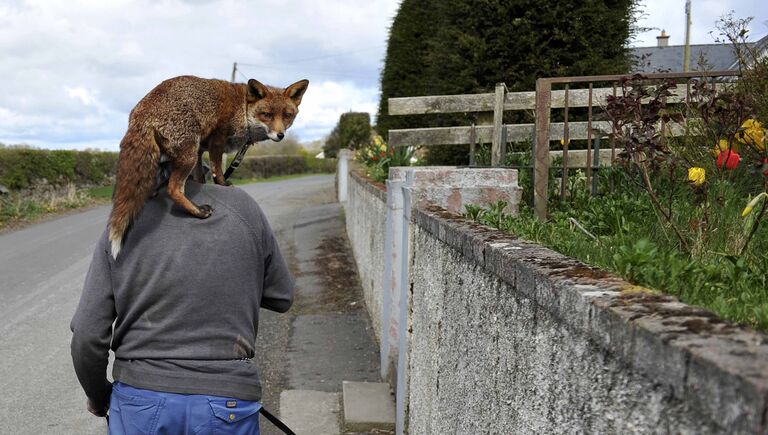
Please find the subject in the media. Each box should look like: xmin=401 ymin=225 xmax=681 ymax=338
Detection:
xmin=260 ymin=407 xmax=296 ymax=435
xmin=223 ymin=141 xmax=254 ymax=181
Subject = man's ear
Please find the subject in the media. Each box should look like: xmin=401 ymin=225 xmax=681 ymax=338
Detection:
xmin=284 ymin=79 xmax=309 ymax=106
xmin=247 ymin=79 xmax=270 ymax=102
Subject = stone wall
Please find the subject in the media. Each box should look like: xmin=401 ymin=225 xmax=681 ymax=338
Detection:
xmin=408 ymin=204 xmax=768 ymax=434
xmin=342 ymin=167 xmax=767 ymax=434
xmin=345 ymin=170 xmax=387 ymax=345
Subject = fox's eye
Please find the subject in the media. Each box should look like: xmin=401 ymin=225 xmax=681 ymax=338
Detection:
xmin=260 ymin=112 xmax=273 ymax=119
xmin=284 ymin=112 xmax=294 ymax=118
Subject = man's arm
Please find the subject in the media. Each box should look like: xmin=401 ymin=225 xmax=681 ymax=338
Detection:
xmin=261 ymin=230 xmax=295 ymax=312
xmin=70 ymin=231 xmax=115 ymax=412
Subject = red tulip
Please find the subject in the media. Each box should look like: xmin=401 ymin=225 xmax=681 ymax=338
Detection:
xmin=716 ymin=150 xmax=741 ymax=170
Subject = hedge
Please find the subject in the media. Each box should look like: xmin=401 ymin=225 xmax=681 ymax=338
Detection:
xmin=0 ymin=149 xmax=335 ymax=191
xmin=0 ymin=148 xmax=119 ymax=190
xmin=233 ymin=155 xmax=336 ymax=179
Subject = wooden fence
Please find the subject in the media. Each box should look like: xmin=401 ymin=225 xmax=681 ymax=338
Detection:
xmin=387 ymin=70 xmax=740 ymax=219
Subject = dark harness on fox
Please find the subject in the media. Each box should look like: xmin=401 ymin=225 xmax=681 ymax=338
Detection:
xmin=223 ymin=140 xmax=252 ymax=180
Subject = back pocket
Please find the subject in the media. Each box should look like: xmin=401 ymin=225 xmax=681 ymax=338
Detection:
xmin=208 ymin=398 xmax=262 ymax=434
xmin=110 ymin=385 xmax=163 ymax=435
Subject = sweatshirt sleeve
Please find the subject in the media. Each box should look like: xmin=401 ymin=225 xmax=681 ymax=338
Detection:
xmin=247 ymin=199 xmax=294 ymax=313
xmin=70 ymin=231 xmax=115 ymax=409
xmin=261 ymin=225 xmax=295 ymax=313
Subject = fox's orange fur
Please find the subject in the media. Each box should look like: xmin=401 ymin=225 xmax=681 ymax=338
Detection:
xmin=109 ymin=75 xmax=309 ymax=258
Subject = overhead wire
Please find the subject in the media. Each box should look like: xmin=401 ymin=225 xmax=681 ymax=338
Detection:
xmin=236 ymin=64 xmax=375 ymax=81
xmin=236 ymin=45 xmax=384 ymax=67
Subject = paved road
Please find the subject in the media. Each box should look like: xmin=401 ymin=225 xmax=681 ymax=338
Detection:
xmin=0 ymin=174 xmax=341 ymax=434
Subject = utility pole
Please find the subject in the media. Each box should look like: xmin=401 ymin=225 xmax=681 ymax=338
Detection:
xmin=231 ymin=62 xmax=237 ymax=82
xmin=683 ymin=0 xmax=692 ymax=72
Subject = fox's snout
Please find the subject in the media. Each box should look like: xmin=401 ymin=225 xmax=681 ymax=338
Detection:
xmin=268 ymin=131 xmax=285 ymax=142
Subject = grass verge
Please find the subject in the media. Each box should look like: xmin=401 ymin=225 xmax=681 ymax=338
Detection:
xmin=0 ymin=185 xmax=108 ymax=233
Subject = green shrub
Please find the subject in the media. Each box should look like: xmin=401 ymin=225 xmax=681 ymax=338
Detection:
xmin=233 ymin=155 xmax=335 ymax=180
xmin=323 ymin=112 xmax=371 ymax=158
xmin=0 ymin=148 xmax=118 ymax=190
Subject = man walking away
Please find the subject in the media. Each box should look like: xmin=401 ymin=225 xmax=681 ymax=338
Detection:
xmin=70 ymin=180 xmax=295 ymax=434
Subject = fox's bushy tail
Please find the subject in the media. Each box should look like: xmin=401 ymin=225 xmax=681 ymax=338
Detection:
xmin=108 ymin=125 xmax=161 ymax=259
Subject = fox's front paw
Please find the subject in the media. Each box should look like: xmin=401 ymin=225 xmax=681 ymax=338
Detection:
xmin=196 ymin=204 xmax=214 ymax=218
xmin=213 ymin=177 xmax=232 ymax=187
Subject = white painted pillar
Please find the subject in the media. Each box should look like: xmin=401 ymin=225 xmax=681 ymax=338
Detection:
xmin=337 ymin=149 xmax=353 ymax=202
xmin=395 ymin=178 xmax=413 ymax=435
xmin=381 ymin=170 xmax=406 ymax=382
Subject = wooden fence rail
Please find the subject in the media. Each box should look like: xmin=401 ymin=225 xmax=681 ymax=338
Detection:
xmin=387 ymin=70 xmax=740 ymax=219
xmin=388 ymin=84 xmax=729 ymax=116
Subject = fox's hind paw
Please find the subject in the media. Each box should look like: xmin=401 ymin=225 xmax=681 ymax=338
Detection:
xmin=196 ymin=204 xmax=214 ymax=218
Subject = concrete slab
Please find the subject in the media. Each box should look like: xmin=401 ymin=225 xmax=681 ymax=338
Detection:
xmin=279 ymin=389 xmax=341 ymax=435
xmin=342 ymin=381 xmax=396 ymax=432
xmin=288 ymin=313 xmax=380 ymax=392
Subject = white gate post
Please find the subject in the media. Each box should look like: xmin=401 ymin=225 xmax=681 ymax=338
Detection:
xmin=337 ymin=149 xmax=353 ymax=202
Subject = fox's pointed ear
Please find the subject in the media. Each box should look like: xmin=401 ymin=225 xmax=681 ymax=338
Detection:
xmin=247 ymin=79 xmax=270 ymax=102
xmin=284 ymin=79 xmax=309 ymax=106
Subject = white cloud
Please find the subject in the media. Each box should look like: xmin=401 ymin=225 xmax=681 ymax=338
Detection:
xmin=65 ymin=87 xmax=97 ymax=106
xmin=296 ymin=80 xmax=379 ymax=139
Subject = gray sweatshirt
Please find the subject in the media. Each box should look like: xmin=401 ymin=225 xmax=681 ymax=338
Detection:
xmin=70 ymin=182 xmax=294 ymax=409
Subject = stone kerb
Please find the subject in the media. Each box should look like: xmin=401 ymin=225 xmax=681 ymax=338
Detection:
xmin=411 ymin=203 xmax=768 ymax=434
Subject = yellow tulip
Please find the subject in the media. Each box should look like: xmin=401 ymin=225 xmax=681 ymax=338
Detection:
xmin=736 ymin=119 xmax=765 ymax=150
xmin=713 ymin=138 xmax=739 ymax=156
xmin=687 ymin=167 xmax=705 ymax=186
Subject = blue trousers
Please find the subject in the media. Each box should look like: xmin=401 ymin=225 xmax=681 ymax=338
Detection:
xmin=108 ymin=382 xmax=261 ymax=435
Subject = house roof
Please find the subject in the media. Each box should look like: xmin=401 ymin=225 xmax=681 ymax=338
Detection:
xmin=630 ymin=34 xmax=768 ymax=72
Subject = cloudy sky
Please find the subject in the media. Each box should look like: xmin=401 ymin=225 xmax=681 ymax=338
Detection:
xmin=0 ymin=0 xmax=766 ymax=151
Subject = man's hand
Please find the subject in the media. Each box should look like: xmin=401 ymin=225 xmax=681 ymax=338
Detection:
xmin=87 ymin=399 xmax=109 ymax=417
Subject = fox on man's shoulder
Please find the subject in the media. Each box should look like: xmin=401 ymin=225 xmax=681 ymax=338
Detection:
xmin=109 ymin=75 xmax=309 ymax=259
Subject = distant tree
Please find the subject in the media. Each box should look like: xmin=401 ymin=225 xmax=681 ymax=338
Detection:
xmin=323 ymin=126 xmax=342 ymax=158
xmin=323 ymin=112 xmax=371 ymax=158
xmin=378 ymin=0 xmax=639 ymax=165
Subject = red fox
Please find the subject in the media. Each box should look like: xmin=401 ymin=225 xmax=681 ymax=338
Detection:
xmin=108 ymin=75 xmax=309 ymax=258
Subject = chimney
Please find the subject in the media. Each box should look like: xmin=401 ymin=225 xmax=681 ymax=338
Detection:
xmin=657 ymin=30 xmax=670 ymax=48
